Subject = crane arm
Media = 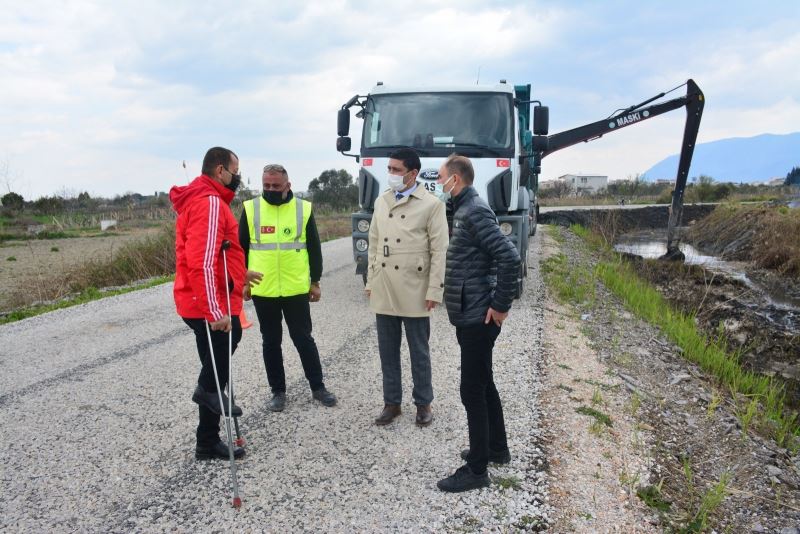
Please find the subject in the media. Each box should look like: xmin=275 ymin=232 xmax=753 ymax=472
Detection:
xmin=535 ymin=79 xmax=705 ymax=258
xmin=541 ymin=80 xmax=704 ymax=158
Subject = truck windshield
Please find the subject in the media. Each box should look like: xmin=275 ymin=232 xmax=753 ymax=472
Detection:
xmin=363 ymin=92 xmax=513 ymax=156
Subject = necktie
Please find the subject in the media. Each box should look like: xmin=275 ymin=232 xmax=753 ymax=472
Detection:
xmin=395 ymin=193 xmax=403 ymax=201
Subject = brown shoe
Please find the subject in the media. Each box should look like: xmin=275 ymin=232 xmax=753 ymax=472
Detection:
xmin=374 ymin=404 xmax=402 ymax=426
xmin=415 ymin=404 xmax=433 ymax=427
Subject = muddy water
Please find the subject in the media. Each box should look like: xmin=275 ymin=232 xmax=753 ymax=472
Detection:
xmin=615 ymin=230 xmax=800 ymax=315
xmin=614 ymin=229 xmax=800 ymax=400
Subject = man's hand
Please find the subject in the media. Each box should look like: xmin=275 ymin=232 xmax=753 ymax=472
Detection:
xmin=210 ymin=315 xmax=232 ymax=333
xmin=365 ymin=289 xmax=371 ymax=298
xmin=309 ymin=284 xmax=321 ymax=302
xmin=246 ymin=269 xmax=263 ymax=289
xmin=425 ymin=300 xmax=438 ymax=311
xmin=243 ymin=285 xmax=252 ymax=302
xmin=484 ymin=307 xmax=508 ymax=327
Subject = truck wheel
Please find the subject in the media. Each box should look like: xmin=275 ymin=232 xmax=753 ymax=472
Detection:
xmin=515 ymin=261 xmax=525 ymax=299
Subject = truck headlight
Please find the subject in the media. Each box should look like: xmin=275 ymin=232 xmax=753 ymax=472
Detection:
xmin=357 ymin=219 xmax=370 ymax=233
xmin=355 ymin=238 xmax=369 ymax=252
xmin=499 ymin=222 xmax=513 ymax=236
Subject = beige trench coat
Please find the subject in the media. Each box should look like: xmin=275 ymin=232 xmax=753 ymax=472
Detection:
xmin=365 ymin=185 xmax=449 ymax=317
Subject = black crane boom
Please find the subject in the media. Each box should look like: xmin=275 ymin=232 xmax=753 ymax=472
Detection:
xmin=535 ymin=79 xmax=705 ymax=258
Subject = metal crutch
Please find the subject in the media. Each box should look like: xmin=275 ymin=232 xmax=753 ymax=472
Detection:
xmin=204 ymin=240 xmax=241 ymax=508
xmin=221 ymin=239 xmax=244 ymax=447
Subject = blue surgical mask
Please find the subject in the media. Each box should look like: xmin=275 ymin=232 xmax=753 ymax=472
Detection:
xmin=433 ymin=175 xmax=455 ymax=202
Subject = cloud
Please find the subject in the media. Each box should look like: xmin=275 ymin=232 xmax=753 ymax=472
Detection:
xmin=0 ymin=0 xmax=798 ymax=199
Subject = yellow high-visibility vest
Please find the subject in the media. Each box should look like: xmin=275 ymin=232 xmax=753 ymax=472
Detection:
xmin=243 ymin=196 xmax=312 ymax=297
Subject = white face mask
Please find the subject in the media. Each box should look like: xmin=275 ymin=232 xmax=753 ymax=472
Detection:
xmin=433 ymin=175 xmax=455 ymax=202
xmin=388 ymin=172 xmax=407 ymax=192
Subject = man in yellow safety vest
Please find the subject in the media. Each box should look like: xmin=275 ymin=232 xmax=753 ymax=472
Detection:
xmin=238 ymin=164 xmax=336 ymax=412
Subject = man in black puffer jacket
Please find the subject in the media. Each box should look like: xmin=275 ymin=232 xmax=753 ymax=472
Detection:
xmin=435 ymin=154 xmax=521 ymax=493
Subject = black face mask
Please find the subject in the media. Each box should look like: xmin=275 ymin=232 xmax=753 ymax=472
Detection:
xmin=225 ymin=172 xmax=242 ymax=192
xmin=263 ymin=190 xmax=285 ymax=205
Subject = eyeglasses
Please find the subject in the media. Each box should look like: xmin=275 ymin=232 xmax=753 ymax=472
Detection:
xmin=263 ymin=164 xmax=287 ymax=174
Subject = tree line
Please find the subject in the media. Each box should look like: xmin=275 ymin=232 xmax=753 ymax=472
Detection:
xmin=540 ymin=171 xmax=800 ymax=204
xmin=1 ymin=169 xmax=361 ymax=216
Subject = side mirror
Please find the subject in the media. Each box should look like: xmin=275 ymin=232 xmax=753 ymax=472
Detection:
xmin=337 ymin=109 xmax=350 ymax=137
xmin=336 ymin=136 xmax=352 ymax=152
xmin=533 ymin=105 xmax=549 ymax=135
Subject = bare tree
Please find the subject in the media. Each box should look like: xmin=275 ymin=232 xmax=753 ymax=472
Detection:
xmin=551 ymin=180 xmax=574 ymax=198
xmin=0 ymin=158 xmax=25 ymax=196
xmin=0 ymin=158 xmax=11 ymax=193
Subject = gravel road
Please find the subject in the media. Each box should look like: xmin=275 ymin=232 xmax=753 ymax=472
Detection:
xmin=1 ymin=235 xmax=548 ymax=532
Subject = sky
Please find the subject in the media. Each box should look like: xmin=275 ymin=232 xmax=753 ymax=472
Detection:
xmin=1 ymin=0 xmax=799 ymax=200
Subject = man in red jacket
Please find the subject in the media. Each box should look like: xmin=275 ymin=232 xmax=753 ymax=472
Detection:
xmin=170 ymin=146 xmax=248 ymax=460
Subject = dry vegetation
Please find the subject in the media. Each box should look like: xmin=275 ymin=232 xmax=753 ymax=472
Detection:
xmin=1 ymin=211 xmax=353 ymax=318
xmin=688 ymin=202 xmax=800 ymax=277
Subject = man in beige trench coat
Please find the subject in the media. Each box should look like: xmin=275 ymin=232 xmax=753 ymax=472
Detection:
xmin=365 ymin=148 xmax=449 ymax=427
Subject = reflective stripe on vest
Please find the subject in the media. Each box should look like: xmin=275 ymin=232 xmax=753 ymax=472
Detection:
xmin=244 ymin=196 xmax=312 ymax=297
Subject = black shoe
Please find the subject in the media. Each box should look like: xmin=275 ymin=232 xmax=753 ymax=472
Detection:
xmin=460 ymin=448 xmax=511 ymax=465
xmin=267 ymin=392 xmax=286 ymax=412
xmin=312 ymin=388 xmax=337 ymax=407
xmin=437 ymin=465 xmax=491 ymax=493
xmin=195 ymin=440 xmax=246 ymax=461
xmin=192 ymin=384 xmax=243 ymax=417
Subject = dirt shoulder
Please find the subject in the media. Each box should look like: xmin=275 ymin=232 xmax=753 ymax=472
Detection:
xmin=539 ymin=230 xmax=660 ymax=532
xmin=539 ymin=226 xmax=800 ymax=532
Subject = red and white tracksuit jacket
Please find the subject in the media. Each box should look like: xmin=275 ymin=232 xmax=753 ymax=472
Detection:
xmin=169 ymin=175 xmax=246 ymax=322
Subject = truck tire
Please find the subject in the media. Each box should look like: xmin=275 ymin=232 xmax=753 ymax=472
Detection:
xmin=514 ymin=260 xmax=526 ymax=299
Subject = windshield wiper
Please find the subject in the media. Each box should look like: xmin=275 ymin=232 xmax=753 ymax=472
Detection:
xmin=434 ymin=141 xmax=505 ymax=156
xmin=369 ymin=144 xmax=429 ymax=156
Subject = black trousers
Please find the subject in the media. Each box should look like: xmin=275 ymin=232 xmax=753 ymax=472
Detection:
xmin=184 ymin=316 xmax=242 ymax=447
xmin=251 ymin=294 xmax=325 ymax=394
xmin=456 ymin=321 xmax=508 ymax=474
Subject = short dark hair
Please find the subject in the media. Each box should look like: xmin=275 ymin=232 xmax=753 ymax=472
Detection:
xmin=443 ymin=153 xmax=474 ymax=184
xmin=388 ymin=148 xmax=421 ymax=172
xmin=202 ymin=147 xmax=238 ymax=176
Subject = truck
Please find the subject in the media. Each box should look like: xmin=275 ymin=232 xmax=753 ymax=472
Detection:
xmin=336 ymin=79 xmax=704 ymax=295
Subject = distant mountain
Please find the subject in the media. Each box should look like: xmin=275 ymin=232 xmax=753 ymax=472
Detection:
xmin=643 ymin=132 xmax=800 ymax=183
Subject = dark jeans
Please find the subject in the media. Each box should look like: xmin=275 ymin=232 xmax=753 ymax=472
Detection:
xmin=251 ymin=294 xmax=325 ymax=394
xmin=183 ymin=316 xmax=242 ymax=447
xmin=376 ymin=314 xmax=433 ymax=406
xmin=457 ymin=321 xmax=508 ymax=475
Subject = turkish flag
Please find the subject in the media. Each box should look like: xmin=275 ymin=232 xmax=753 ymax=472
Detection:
xmin=261 ymin=226 xmax=276 ymax=234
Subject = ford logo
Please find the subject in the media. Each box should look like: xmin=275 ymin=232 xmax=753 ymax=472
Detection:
xmin=419 ymin=169 xmax=439 ymax=180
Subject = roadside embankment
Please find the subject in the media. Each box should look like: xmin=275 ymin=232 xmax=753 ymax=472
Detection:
xmin=539 ymin=204 xmax=716 ymax=233
xmin=539 ymin=224 xmax=800 ymax=532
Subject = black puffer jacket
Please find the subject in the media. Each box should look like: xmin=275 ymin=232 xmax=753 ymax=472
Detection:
xmin=444 ymin=186 xmax=521 ymax=327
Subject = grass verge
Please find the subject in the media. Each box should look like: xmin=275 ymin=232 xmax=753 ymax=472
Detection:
xmin=595 ymin=258 xmax=798 ymax=448
xmin=0 ymin=275 xmax=174 ymax=325
xmin=548 ymin=221 xmax=800 ymax=450
xmin=2 ymin=214 xmax=354 ymax=325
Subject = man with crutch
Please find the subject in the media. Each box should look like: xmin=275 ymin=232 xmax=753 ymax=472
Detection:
xmin=170 ymin=146 xmax=249 ymax=462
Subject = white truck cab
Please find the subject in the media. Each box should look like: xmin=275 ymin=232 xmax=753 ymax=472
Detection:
xmin=337 ymin=81 xmax=546 ymax=298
